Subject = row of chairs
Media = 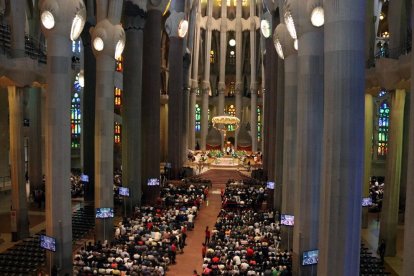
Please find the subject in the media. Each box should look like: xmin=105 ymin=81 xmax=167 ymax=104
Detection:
xmin=360 ymin=243 xmax=391 ymax=275
xmin=72 ymin=205 xmax=95 ymax=240
xmin=0 ymin=232 xmax=46 ymax=275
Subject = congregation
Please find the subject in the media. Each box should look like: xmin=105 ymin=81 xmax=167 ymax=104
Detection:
xmin=72 ymin=183 xmax=208 ymax=275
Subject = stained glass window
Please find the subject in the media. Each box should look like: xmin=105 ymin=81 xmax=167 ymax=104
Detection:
xmin=210 ymin=50 xmax=215 ymax=64
xmin=257 ymin=105 xmax=261 ymax=142
xmin=114 ymin=122 xmax=121 ymax=144
xmin=116 ymin=56 xmax=123 ymax=72
xmin=72 ymin=40 xmax=81 ymax=54
xmin=195 ymin=104 xmax=201 ymax=131
xmin=377 ymin=100 xmax=389 ymax=158
xmin=71 ymin=80 xmax=81 ymax=148
xmin=115 ymin=88 xmax=122 ymax=106
xmin=226 ymin=105 xmax=236 ymax=131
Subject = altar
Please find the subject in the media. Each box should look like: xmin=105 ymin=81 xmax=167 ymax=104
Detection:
xmin=212 ymin=157 xmax=239 ymax=167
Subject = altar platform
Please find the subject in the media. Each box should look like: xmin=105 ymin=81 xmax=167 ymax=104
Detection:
xmin=210 ymin=157 xmax=240 ymax=168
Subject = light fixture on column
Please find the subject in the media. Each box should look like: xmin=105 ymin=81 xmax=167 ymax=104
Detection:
xmin=260 ymin=19 xmax=271 ymax=38
xmin=229 ymin=38 xmax=236 ymax=46
xmin=294 ymin=39 xmax=298 ymax=50
xmin=284 ymin=9 xmax=297 ymax=40
xmin=93 ymin=37 xmax=104 ymax=51
xmin=308 ymin=0 xmax=324 ymax=27
xmin=275 ymin=38 xmax=284 ymax=59
xmin=310 ymin=6 xmax=324 ymax=27
xmin=178 ymin=20 xmax=189 ymax=38
xmin=115 ymin=35 xmax=126 ymax=59
xmin=70 ymin=11 xmax=86 ymax=41
xmin=40 ymin=0 xmax=86 ymax=37
xmin=41 ymin=10 xmax=55 ymax=29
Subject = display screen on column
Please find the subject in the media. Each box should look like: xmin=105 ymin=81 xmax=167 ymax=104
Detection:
xmin=96 ymin=208 xmax=114 ymax=218
xmin=40 ymin=235 xmax=56 ymax=252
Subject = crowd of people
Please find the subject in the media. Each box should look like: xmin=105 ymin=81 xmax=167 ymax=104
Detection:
xmin=221 ymin=181 xmax=266 ymax=209
xmin=73 ymin=183 xmax=208 ymax=275
xmin=200 ymin=182 xmax=292 ymax=275
xmin=201 ymin=208 xmax=291 ymax=275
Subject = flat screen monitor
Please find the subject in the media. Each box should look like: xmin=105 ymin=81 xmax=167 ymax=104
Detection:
xmin=119 ymin=187 xmax=130 ymax=197
xmin=281 ymin=214 xmax=294 ymax=226
xmin=266 ymin=181 xmax=275 ymax=189
xmin=165 ymin=163 xmax=172 ymax=168
xmin=40 ymin=235 xmax=56 ymax=252
xmin=147 ymin=178 xmax=160 ymax=186
xmin=362 ymin=197 xmax=373 ymax=207
xmin=96 ymin=207 xmax=114 ymax=219
xmin=81 ymin=174 xmax=89 ymax=182
xmin=302 ymin=249 xmax=319 ymax=266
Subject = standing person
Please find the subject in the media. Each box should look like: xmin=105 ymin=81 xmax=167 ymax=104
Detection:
xmin=201 ymin=243 xmax=207 ymax=260
xmin=378 ymin=239 xmax=386 ymax=264
xmin=204 ymin=226 xmax=210 ymax=245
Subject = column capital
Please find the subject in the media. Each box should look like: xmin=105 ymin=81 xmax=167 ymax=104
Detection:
xmin=124 ymin=1 xmax=147 ymax=31
xmin=202 ymin=80 xmax=210 ymax=91
xmin=39 ymin=0 xmax=86 ymax=38
xmin=91 ymin=19 xmax=125 ymax=58
xmin=147 ymin=0 xmax=169 ymax=12
xmin=165 ymin=10 xmax=186 ymax=38
xmin=191 ymin=79 xmax=199 ymax=89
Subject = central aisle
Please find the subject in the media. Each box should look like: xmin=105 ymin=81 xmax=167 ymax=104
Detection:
xmin=167 ymin=169 xmax=249 ymax=275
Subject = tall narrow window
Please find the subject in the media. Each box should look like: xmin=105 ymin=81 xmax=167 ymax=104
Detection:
xmin=71 ymin=84 xmax=81 ymax=148
xmin=257 ymin=105 xmax=262 ymax=142
xmin=195 ymin=104 xmax=201 ymax=131
xmin=116 ymin=55 xmax=123 ymax=72
xmin=375 ymin=90 xmax=390 ymax=159
xmin=115 ymin=88 xmax=122 ymax=106
xmin=114 ymin=122 xmax=121 ymax=144
xmin=210 ymin=50 xmax=215 ymax=64
xmin=226 ymin=104 xmax=236 ymax=131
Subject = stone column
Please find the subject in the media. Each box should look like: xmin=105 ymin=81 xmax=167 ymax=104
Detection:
xmin=388 ymin=0 xmax=407 ymax=58
xmin=275 ymin=23 xmax=298 ymax=252
xmin=8 ymin=86 xmax=29 ymax=241
xmin=166 ymin=1 xmax=186 ymax=179
xmin=43 ymin=33 xmax=73 ymax=276
xmin=250 ymin=0 xmax=257 ymax=152
xmin=122 ymin=1 xmax=146 ymax=212
xmin=142 ymin=0 xmax=169 ymax=202
xmin=403 ymin=11 xmax=414 ymax=271
xmin=91 ymin=0 xmax=124 ymax=242
xmin=0 ymin=89 xmax=9 ymax=179
xmin=362 ymin=93 xmax=374 ymax=228
xmin=201 ymin=0 xmax=213 ymax=151
xmin=218 ymin=0 xmax=227 ymax=148
xmin=262 ymin=11 xmax=273 ymax=182
xmin=285 ymin=1 xmax=324 ymax=274
xmin=8 ymin=0 xmax=25 ymax=57
xmin=318 ymin=1 xmax=365 ymax=274
xmin=235 ymin=0 xmax=242 ymax=149
xmin=380 ymin=89 xmax=406 ymax=256
xmin=189 ymin=2 xmax=201 ymax=150
xmin=27 ymin=87 xmax=43 ymax=192
xmin=39 ymin=1 xmax=86 ymax=272
xmin=81 ymin=7 xmax=97 ymax=202
xmin=218 ymin=0 xmax=227 ymax=120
